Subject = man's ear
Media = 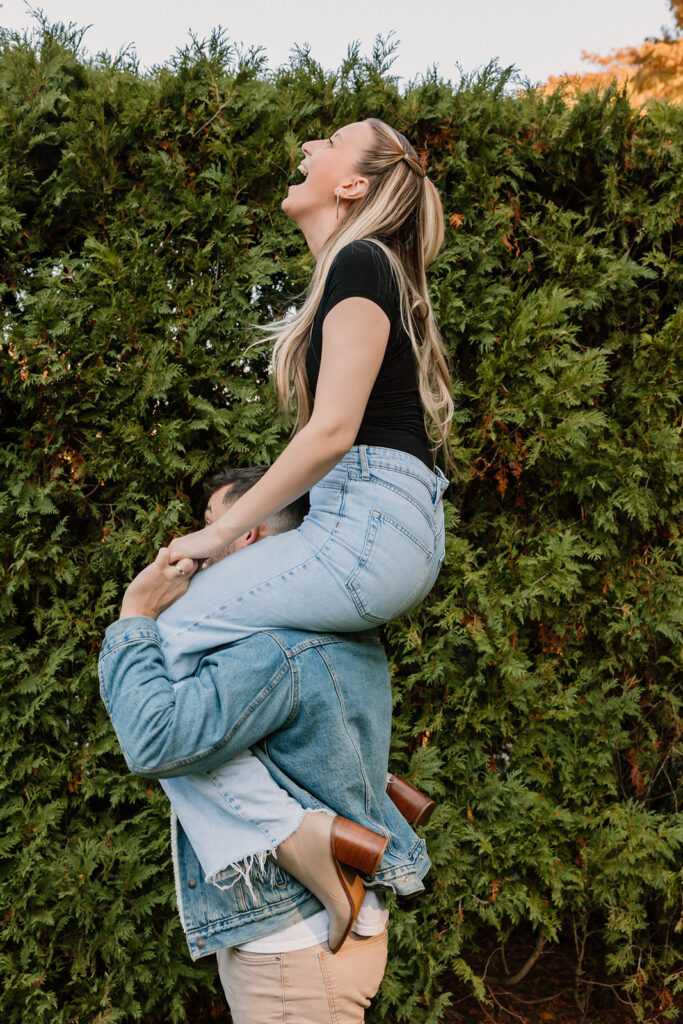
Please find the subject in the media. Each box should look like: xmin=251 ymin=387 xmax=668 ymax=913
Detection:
xmin=243 ymin=524 xmax=264 ymax=547
xmin=339 ymin=175 xmax=369 ymax=202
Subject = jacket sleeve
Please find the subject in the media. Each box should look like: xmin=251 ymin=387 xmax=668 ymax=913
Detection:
xmin=98 ymin=617 xmax=295 ymax=778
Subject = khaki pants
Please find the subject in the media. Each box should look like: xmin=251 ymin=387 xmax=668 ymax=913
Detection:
xmin=216 ymin=929 xmax=389 ymax=1024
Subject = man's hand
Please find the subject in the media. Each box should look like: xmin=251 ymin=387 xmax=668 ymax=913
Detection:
xmin=119 ymin=548 xmax=200 ymax=621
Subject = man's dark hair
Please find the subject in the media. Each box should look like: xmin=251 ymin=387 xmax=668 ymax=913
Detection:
xmin=203 ymin=466 xmax=309 ymax=534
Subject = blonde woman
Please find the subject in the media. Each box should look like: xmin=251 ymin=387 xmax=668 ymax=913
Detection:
xmin=156 ymin=118 xmax=453 ymax=953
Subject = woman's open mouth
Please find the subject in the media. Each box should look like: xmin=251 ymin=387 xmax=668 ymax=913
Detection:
xmin=290 ymin=163 xmax=308 ymax=185
xmin=285 ymin=164 xmax=308 ymax=192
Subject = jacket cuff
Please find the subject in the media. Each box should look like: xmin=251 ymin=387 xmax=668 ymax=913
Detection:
xmin=101 ymin=616 xmax=161 ymax=655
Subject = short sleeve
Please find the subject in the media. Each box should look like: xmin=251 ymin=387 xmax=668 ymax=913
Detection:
xmin=322 ymin=240 xmax=398 ymax=322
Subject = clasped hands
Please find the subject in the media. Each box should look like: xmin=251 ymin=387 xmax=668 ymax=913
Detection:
xmin=119 ymin=522 xmax=235 ymax=621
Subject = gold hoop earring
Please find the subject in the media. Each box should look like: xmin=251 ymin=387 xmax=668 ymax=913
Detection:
xmin=336 ymin=192 xmax=340 ymax=219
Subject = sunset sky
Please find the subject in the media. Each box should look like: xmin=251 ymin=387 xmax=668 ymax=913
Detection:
xmin=0 ymin=0 xmax=675 ymax=85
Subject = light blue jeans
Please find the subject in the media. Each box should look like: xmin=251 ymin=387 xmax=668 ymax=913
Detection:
xmin=156 ymin=445 xmax=448 ymax=883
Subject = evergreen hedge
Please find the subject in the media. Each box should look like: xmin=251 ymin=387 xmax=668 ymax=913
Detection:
xmin=1 ymin=16 xmax=681 ymax=1024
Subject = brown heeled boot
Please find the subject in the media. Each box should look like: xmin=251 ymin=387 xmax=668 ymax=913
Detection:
xmin=385 ymin=773 xmax=436 ymax=826
xmin=274 ymin=811 xmax=388 ymax=953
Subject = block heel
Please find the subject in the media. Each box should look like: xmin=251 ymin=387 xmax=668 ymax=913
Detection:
xmin=386 ymin=772 xmax=436 ymax=827
xmin=330 ymin=815 xmax=389 ymax=876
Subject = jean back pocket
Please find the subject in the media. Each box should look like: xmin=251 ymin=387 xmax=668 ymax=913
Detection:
xmin=345 ymin=509 xmax=435 ymax=624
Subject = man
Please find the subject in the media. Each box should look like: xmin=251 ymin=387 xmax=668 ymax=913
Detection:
xmin=99 ymin=467 xmax=432 ymax=1023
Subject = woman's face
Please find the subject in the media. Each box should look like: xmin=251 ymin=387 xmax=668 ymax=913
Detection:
xmin=281 ymin=120 xmax=374 ymax=225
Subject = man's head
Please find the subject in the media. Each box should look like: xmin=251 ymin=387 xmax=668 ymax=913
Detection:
xmin=203 ymin=466 xmax=309 ymax=564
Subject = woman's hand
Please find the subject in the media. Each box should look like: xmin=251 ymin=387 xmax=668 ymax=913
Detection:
xmin=119 ymin=549 xmax=200 ymax=621
xmin=166 ymin=521 xmax=233 ymax=564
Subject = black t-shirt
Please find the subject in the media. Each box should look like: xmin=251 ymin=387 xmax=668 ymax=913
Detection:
xmin=306 ymin=239 xmax=433 ymax=469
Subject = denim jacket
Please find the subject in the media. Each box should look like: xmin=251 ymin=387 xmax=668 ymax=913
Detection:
xmin=99 ymin=618 xmax=430 ymax=959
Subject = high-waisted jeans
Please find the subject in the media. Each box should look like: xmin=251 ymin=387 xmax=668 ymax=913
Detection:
xmin=156 ymin=445 xmax=448 ymax=883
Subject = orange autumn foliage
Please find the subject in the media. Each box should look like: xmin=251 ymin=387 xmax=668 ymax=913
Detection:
xmin=541 ymin=0 xmax=683 ymax=103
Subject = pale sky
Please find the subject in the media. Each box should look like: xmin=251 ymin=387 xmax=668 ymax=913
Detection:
xmin=0 ymin=0 xmax=675 ymax=87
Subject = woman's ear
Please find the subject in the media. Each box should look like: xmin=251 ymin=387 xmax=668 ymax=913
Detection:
xmin=338 ymin=175 xmax=369 ymax=202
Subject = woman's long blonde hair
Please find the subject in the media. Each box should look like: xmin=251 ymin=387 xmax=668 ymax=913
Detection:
xmin=264 ymin=118 xmax=454 ymax=464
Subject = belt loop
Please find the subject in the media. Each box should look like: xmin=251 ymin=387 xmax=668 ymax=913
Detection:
xmin=433 ymin=466 xmax=448 ymax=504
xmin=359 ymin=445 xmax=370 ymax=480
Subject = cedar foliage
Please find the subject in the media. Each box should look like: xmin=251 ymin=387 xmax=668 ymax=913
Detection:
xmin=1 ymin=14 xmax=682 ymax=1024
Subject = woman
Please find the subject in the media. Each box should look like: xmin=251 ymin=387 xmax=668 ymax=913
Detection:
xmin=158 ymin=117 xmax=453 ymax=953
